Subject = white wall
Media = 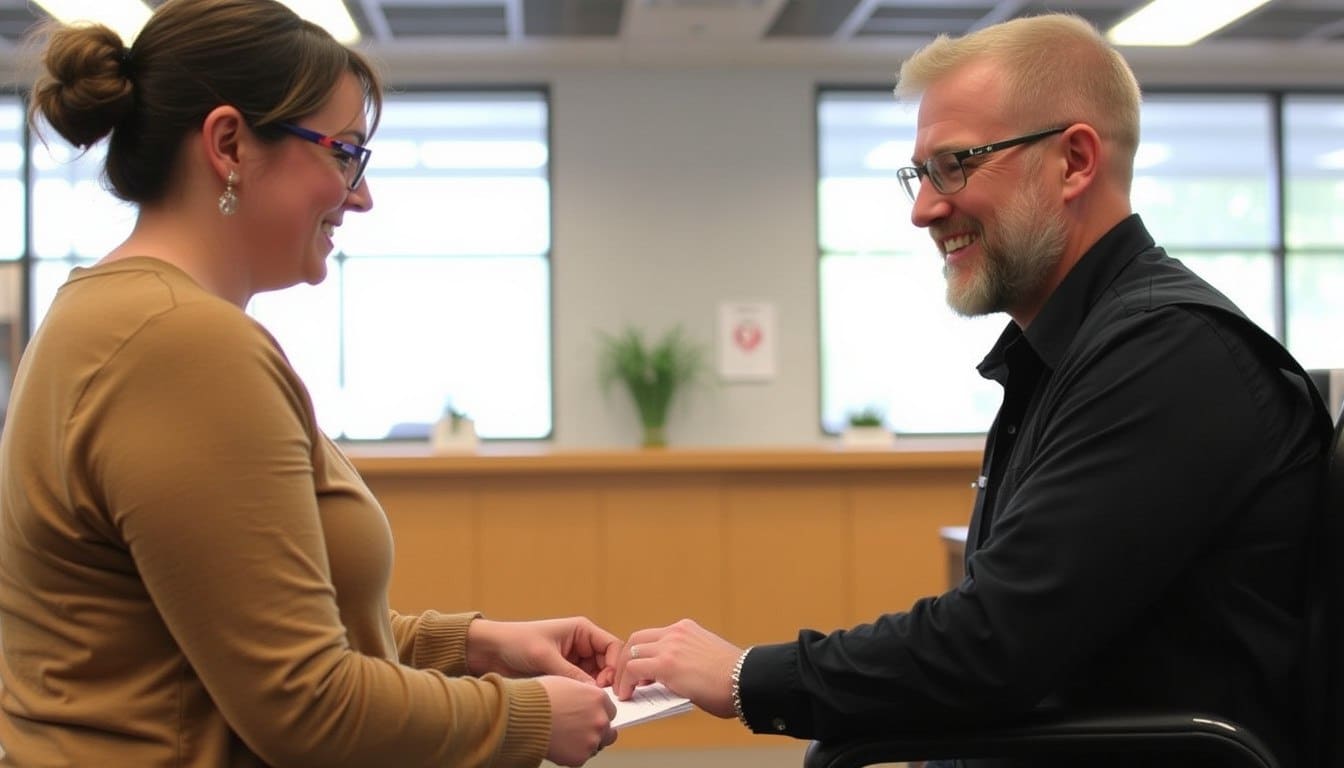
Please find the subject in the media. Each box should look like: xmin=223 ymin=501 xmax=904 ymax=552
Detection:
xmin=549 ymin=69 xmax=827 ymax=447
xmin=383 ymin=56 xmax=904 ymax=448
xmin=371 ymin=42 xmax=1344 ymax=448
xmin=392 ymin=58 xmax=891 ymax=448
xmin=4 ymin=42 xmax=1342 ymax=448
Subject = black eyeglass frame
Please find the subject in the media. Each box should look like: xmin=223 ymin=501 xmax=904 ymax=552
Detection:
xmin=896 ymin=126 xmax=1068 ymax=202
xmin=274 ymin=121 xmax=372 ymax=191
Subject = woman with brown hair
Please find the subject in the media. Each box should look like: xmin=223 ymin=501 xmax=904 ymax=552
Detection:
xmin=0 ymin=1 xmax=618 ymax=765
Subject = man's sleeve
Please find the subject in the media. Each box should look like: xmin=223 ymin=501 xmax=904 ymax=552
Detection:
xmin=736 ymin=308 xmax=1302 ymax=740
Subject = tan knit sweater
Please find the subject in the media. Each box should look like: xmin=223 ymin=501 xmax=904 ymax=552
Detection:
xmin=0 ymin=257 xmax=550 ymax=767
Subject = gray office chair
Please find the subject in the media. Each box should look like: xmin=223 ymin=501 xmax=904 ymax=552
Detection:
xmin=804 ymin=409 xmax=1344 ymax=768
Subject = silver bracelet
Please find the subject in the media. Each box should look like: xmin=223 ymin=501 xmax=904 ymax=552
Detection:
xmin=730 ymin=647 xmax=752 ymax=729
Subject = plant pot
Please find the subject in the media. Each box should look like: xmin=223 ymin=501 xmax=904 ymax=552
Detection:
xmin=641 ymin=423 xmax=667 ymax=448
xmin=431 ymin=416 xmax=478 ymax=454
xmin=841 ymin=425 xmax=894 ymax=449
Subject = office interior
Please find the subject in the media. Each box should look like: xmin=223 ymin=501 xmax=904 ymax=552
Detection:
xmin=0 ymin=1 xmax=1343 ymax=766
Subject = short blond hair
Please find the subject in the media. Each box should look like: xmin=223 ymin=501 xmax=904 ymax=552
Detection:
xmin=895 ymin=13 xmax=1141 ymax=187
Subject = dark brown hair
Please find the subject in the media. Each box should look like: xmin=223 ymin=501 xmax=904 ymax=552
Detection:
xmin=28 ymin=0 xmax=384 ymax=205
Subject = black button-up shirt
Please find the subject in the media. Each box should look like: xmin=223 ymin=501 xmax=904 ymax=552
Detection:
xmin=740 ymin=215 xmax=1330 ymax=767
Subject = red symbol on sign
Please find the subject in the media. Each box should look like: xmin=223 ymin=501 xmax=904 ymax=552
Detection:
xmin=734 ymin=322 xmax=763 ymax=352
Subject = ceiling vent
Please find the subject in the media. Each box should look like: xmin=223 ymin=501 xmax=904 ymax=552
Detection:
xmin=626 ymin=0 xmax=784 ymax=41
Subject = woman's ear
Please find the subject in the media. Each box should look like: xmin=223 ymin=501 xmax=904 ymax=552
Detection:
xmin=1059 ymin=123 xmax=1102 ymax=202
xmin=200 ymin=105 xmax=246 ymax=183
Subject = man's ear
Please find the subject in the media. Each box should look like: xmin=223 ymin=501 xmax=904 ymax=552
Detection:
xmin=200 ymin=105 xmax=246 ymax=183
xmin=1059 ymin=123 xmax=1102 ymax=202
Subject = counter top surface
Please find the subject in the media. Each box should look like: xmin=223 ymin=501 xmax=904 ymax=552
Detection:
xmin=341 ymin=438 xmax=986 ymax=476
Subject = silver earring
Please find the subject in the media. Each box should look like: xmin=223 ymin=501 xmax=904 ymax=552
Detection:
xmin=218 ymin=170 xmax=239 ymax=216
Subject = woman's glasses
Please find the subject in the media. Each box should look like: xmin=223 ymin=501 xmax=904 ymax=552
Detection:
xmin=275 ymin=122 xmax=372 ymax=191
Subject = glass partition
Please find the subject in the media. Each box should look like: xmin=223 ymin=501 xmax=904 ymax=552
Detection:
xmin=818 ymin=89 xmax=1327 ymax=435
xmin=1284 ymin=95 xmax=1344 ymax=370
xmin=25 ymin=90 xmax=554 ymax=440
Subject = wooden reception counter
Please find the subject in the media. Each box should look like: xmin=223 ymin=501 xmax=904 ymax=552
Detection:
xmin=344 ymin=440 xmax=983 ymax=748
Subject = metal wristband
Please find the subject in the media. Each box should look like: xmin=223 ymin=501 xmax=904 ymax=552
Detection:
xmin=730 ymin=647 xmax=752 ymax=729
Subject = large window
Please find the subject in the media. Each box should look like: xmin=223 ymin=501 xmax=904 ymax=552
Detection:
xmin=29 ymin=116 xmax=137 ymax=318
xmin=0 ymin=98 xmax=24 ymax=422
xmin=818 ymin=92 xmax=1003 ymax=434
xmin=249 ymin=91 xmax=552 ymax=439
xmin=0 ymin=99 xmax=22 ymax=264
xmin=24 ymin=90 xmax=552 ymax=440
xmin=1284 ymin=95 xmax=1344 ymax=370
xmin=1129 ymin=95 xmax=1277 ymax=334
xmin=818 ymin=89 xmax=1344 ymax=435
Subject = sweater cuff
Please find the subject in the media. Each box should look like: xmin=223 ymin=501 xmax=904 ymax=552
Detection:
xmin=495 ymin=676 xmax=551 ymax=767
xmin=412 ymin=611 xmax=481 ymax=675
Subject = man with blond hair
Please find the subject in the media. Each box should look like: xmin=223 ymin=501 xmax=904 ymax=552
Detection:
xmin=612 ymin=13 xmax=1331 ymax=768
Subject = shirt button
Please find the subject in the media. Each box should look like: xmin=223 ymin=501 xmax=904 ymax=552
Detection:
xmin=772 ymin=717 xmax=787 ymax=732
xmin=1006 ymin=425 xmax=1017 ymax=435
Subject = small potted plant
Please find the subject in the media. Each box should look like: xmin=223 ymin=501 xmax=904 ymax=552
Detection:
xmin=598 ymin=325 xmax=704 ymax=448
xmin=842 ymin=405 xmax=894 ymax=448
xmin=431 ymin=404 xmax=477 ymax=453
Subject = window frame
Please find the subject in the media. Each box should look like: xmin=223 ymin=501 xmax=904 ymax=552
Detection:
xmin=16 ymin=85 xmax=558 ymax=442
xmin=814 ymin=84 xmax=1344 ymax=436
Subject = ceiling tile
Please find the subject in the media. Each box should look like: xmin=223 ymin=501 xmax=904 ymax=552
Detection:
xmin=856 ymin=5 xmax=996 ymax=37
xmin=766 ymin=0 xmax=864 ymax=37
xmin=382 ymin=3 xmax=507 ymax=38
xmin=0 ymin=7 xmax=44 ymax=46
xmin=523 ymin=0 xmax=624 ymax=37
xmin=0 ymin=0 xmax=1339 ymax=57
xmin=1013 ymin=2 xmax=1135 ymax=33
xmin=1212 ymin=6 xmax=1344 ymax=40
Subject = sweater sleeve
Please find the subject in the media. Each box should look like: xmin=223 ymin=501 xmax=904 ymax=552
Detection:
xmin=387 ymin=610 xmax=554 ymax=762
xmin=72 ymin=299 xmax=550 ymax=768
xmin=391 ymin=610 xmax=478 ymax=675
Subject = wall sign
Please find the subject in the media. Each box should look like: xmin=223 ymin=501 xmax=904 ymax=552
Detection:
xmin=718 ymin=301 xmax=776 ymax=382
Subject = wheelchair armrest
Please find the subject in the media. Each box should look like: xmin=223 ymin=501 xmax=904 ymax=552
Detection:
xmin=802 ymin=710 xmax=1280 ymax=768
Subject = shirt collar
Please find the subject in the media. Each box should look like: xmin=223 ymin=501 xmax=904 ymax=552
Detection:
xmin=978 ymin=214 xmax=1155 ymax=381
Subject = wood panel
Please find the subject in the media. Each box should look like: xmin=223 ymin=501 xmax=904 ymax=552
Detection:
xmin=600 ymin=479 xmax=725 ymax=638
xmin=475 ymin=482 xmax=603 ymax=620
xmin=350 ymin=443 xmax=984 ymax=749
xmin=849 ymin=470 xmax=979 ymax=621
xmin=377 ymin=483 xmax=476 ymax=615
xmin=723 ymin=480 xmax=853 ymax=643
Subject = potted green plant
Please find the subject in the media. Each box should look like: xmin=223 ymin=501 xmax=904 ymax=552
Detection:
xmin=843 ymin=405 xmax=894 ymax=448
xmin=431 ymin=404 xmax=477 ymax=453
xmin=598 ymin=325 xmax=704 ymax=448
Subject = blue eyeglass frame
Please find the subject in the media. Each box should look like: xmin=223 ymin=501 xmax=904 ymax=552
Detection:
xmin=274 ymin=121 xmax=372 ymax=191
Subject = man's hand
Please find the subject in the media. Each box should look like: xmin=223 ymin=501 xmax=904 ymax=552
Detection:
xmin=612 ymin=618 xmax=741 ymax=718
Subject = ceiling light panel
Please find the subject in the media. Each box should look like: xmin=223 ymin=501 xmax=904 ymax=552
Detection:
xmin=1107 ymin=0 xmax=1271 ymax=46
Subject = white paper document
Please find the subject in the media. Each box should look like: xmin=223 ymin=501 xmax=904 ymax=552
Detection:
xmin=605 ymin=683 xmax=693 ymax=729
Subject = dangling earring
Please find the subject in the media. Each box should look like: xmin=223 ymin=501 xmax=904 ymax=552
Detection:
xmin=217 ymin=170 xmax=239 ymax=216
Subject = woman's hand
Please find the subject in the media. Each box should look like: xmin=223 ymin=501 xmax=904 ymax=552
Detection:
xmin=467 ymin=617 xmax=622 ymax=685
xmin=537 ymin=675 xmax=617 ymax=766
xmin=612 ymin=618 xmax=741 ymax=718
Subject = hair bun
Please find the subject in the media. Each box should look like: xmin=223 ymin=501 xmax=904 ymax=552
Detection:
xmin=30 ymin=23 xmax=135 ymax=150
xmin=117 ymin=46 xmax=135 ymax=77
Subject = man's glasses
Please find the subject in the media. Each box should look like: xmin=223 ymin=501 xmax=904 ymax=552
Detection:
xmin=275 ymin=122 xmax=372 ymax=191
xmin=896 ymin=127 xmax=1067 ymax=202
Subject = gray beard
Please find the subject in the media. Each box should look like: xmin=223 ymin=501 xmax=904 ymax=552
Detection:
xmin=945 ymin=185 xmax=1066 ymax=318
